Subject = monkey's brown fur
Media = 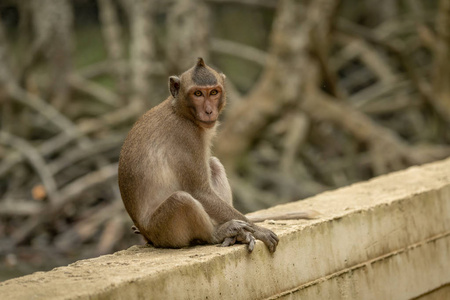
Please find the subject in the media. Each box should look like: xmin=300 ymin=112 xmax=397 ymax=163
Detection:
xmin=119 ymin=58 xmax=313 ymax=252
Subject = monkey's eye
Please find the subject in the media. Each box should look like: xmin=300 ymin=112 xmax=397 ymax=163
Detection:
xmin=210 ymin=89 xmax=218 ymax=96
xmin=194 ymin=91 xmax=202 ymax=97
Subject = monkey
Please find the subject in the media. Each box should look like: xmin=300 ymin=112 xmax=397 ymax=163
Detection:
xmin=118 ymin=58 xmax=317 ymax=253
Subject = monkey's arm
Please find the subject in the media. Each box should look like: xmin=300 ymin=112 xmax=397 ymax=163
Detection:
xmin=204 ymin=157 xmax=280 ymax=252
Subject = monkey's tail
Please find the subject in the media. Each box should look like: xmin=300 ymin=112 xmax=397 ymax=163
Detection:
xmin=246 ymin=210 xmax=320 ymax=223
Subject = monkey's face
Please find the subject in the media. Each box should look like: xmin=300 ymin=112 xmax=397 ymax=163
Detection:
xmin=169 ymin=58 xmax=227 ymax=129
xmin=187 ymin=85 xmax=224 ymax=129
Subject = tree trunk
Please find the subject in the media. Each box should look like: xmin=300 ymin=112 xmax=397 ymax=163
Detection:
xmin=98 ymin=0 xmax=128 ymax=99
xmin=166 ymin=0 xmax=210 ymax=74
xmin=30 ymin=0 xmax=74 ymax=110
xmin=432 ymin=0 xmax=450 ymax=122
xmin=127 ymin=0 xmax=156 ymax=106
xmin=216 ymin=0 xmax=341 ymax=170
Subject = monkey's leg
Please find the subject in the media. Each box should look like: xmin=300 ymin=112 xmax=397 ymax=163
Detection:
xmin=141 ymin=191 xmax=255 ymax=250
xmin=210 ymin=156 xmax=232 ymax=205
xmin=141 ymin=191 xmax=215 ymax=248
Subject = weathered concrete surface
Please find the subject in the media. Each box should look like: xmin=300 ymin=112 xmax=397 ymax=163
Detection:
xmin=415 ymin=283 xmax=450 ymax=300
xmin=1 ymin=157 xmax=449 ymax=300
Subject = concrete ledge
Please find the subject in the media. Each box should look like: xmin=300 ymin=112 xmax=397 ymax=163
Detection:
xmin=1 ymin=158 xmax=450 ymax=299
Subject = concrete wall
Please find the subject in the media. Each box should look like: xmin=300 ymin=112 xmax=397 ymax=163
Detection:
xmin=1 ymin=158 xmax=449 ymax=300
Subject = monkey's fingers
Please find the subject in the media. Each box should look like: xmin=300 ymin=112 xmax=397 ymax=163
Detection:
xmin=270 ymin=232 xmax=279 ymax=244
xmin=235 ymin=231 xmax=256 ymax=253
xmin=266 ymin=232 xmax=279 ymax=252
xmin=242 ymin=225 xmax=255 ymax=234
xmin=220 ymin=230 xmax=256 ymax=252
xmin=221 ymin=236 xmax=237 ymax=247
xmin=246 ymin=233 xmax=256 ymax=252
xmin=254 ymin=229 xmax=278 ymax=253
xmin=268 ymin=242 xmax=277 ymax=253
xmin=234 ymin=220 xmax=255 ymax=233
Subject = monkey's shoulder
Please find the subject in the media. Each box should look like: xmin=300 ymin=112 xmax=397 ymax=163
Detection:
xmin=129 ymin=100 xmax=174 ymax=133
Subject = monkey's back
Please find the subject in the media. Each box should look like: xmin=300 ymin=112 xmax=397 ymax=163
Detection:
xmin=118 ymin=99 xmax=186 ymax=225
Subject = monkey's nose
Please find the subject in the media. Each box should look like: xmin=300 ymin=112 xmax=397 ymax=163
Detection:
xmin=205 ymin=110 xmax=213 ymax=115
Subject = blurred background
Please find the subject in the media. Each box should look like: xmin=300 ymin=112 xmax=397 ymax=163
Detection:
xmin=0 ymin=0 xmax=449 ymax=281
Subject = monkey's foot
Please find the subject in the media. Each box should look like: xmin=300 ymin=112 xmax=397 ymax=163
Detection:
xmin=221 ymin=230 xmax=256 ymax=252
xmin=214 ymin=220 xmax=256 ymax=252
xmin=131 ymin=225 xmax=141 ymax=235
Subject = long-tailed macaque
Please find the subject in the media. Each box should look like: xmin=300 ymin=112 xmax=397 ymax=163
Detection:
xmin=118 ymin=58 xmax=316 ymax=253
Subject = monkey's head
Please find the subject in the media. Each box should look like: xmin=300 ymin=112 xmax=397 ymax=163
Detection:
xmin=169 ymin=58 xmax=226 ymax=129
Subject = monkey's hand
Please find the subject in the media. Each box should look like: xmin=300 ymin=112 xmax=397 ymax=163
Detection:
xmin=213 ymin=220 xmax=257 ymax=252
xmin=251 ymin=225 xmax=279 ymax=253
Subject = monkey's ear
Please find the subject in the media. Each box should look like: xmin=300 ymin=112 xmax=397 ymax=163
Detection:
xmin=169 ymin=76 xmax=181 ymax=98
xmin=220 ymin=73 xmax=226 ymax=81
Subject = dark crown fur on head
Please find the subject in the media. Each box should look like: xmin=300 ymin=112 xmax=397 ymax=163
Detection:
xmin=192 ymin=57 xmax=217 ymax=86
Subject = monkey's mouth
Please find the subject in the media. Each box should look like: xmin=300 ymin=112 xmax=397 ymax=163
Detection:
xmin=198 ymin=120 xmax=217 ymax=128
